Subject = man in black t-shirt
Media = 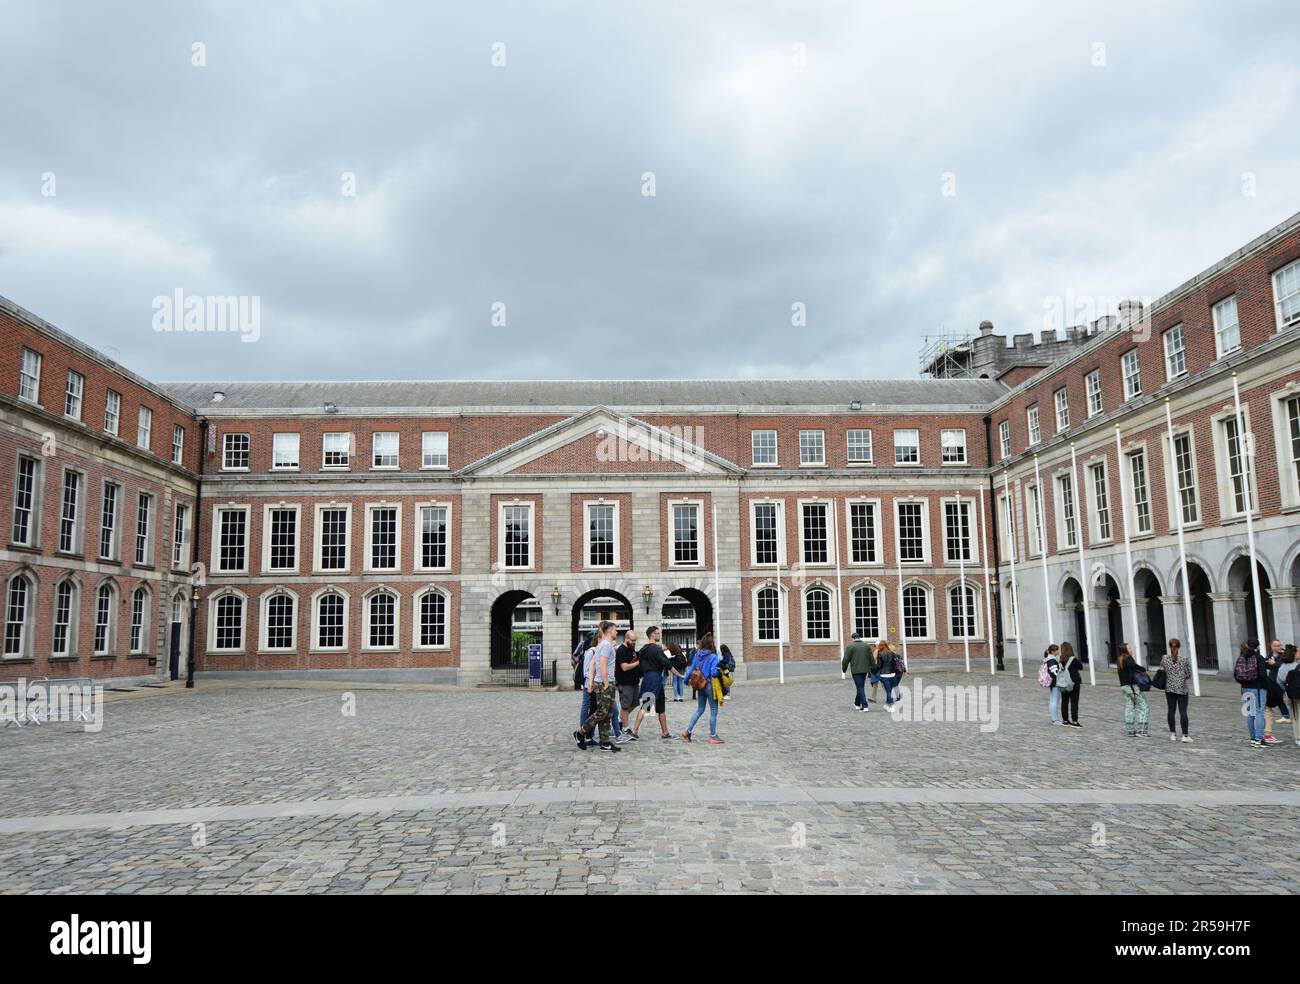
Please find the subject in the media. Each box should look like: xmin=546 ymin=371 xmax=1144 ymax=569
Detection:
xmin=614 ymin=630 xmax=642 ymax=741
xmin=630 ymin=626 xmax=682 ymax=740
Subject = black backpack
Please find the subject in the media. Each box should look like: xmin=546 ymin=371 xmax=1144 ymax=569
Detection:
xmin=572 ymin=631 xmax=596 ymax=688
xmin=1286 ymin=669 xmax=1300 ymax=700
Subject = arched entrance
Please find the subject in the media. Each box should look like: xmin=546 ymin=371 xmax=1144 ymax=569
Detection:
xmin=1134 ymin=568 xmax=1166 ymax=664
xmin=1227 ymin=556 xmax=1275 ymax=644
xmin=660 ymin=587 xmax=714 ymax=652
xmin=571 ymin=589 xmax=633 ymax=651
xmin=170 ymin=588 xmax=189 ymax=680
xmin=1177 ymin=563 xmax=1217 ymax=670
xmin=1099 ymin=573 xmax=1123 ymax=665
xmin=491 ymin=590 xmax=542 ymax=668
xmin=1062 ymin=576 xmax=1087 ymax=664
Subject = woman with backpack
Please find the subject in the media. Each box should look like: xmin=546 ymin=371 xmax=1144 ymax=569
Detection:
xmin=1235 ymin=639 xmax=1269 ymax=748
xmin=873 ymin=640 xmax=903 ymax=712
xmin=1041 ymin=644 xmax=1063 ymax=724
xmin=1277 ymin=644 xmax=1300 ymax=747
xmin=1159 ymin=638 xmax=1192 ymax=743
xmin=681 ymin=632 xmax=724 ymax=744
xmin=1058 ymin=641 xmax=1083 ymax=728
xmin=1117 ymin=643 xmax=1149 ymax=738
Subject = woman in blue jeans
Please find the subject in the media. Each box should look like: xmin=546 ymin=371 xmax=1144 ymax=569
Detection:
xmin=667 ymin=643 xmax=687 ymax=701
xmin=681 ymin=633 xmax=723 ymax=744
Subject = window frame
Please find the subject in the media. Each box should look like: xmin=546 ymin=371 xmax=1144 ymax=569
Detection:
xmin=64 ymin=369 xmax=84 ymax=420
xmin=1163 ymin=324 xmax=1187 ymax=380
xmin=1212 ymin=294 xmax=1241 ymax=358
xmin=583 ymin=499 xmax=620 ymax=570
xmin=667 ymin=498 xmax=704 ymax=569
xmin=421 ymin=431 xmax=449 ymax=470
xmin=371 ymin=431 xmax=399 ymax=470
xmin=262 ymin=503 xmax=301 ymax=573
xmin=940 ymin=428 xmax=967 ymax=464
xmin=221 ymin=432 xmax=250 ymax=471
xmin=750 ymin=429 xmax=778 ymax=467
xmin=1274 ymin=259 xmax=1300 ymax=332
xmin=413 ymin=586 xmax=451 ymax=650
xmin=893 ymin=498 xmax=930 ymax=565
xmin=212 ymin=504 xmax=251 ymax=574
xmin=259 ymin=589 xmax=298 ymax=653
xmin=498 ymin=500 xmax=536 ymax=571
xmin=314 ymin=503 xmax=353 ymax=574
xmin=18 ymin=348 xmax=42 ymax=404
xmin=414 ymin=501 xmax=453 ymax=572
xmin=1053 ymin=387 xmax=1070 ymax=431
xmin=1121 ymin=349 xmax=1142 ymax=401
xmin=1085 ymin=370 xmax=1103 ymax=418
xmin=844 ymin=498 xmax=882 ymax=567
xmin=364 ymin=502 xmax=402 ymax=572
xmin=893 ymin=428 xmax=920 ymax=466
xmin=798 ymin=429 xmax=826 ymax=467
xmin=748 ymin=498 xmax=785 ymax=568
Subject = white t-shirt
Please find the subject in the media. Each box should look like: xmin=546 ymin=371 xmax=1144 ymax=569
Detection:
xmin=585 ymin=640 xmax=617 ymax=686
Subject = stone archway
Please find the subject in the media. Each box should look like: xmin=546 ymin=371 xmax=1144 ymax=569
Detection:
xmin=1061 ymin=576 xmax=1087 ymax=664
xmin=1227 ymin=555 xmax=1275 ymax=644
xmin=1133 ymin=568 xmax=1166 ymax=665
xmin=570 ymin=589 xmax=633 ymax=652
xmin=660 ymin=587 xmax=713 ymax=653
xmin=490 ymin=590 xmax=541 ymax=668
xmin=1176 ymin=563 xmax=1217 ymax=670
xmin=1096 ymin=573 xmax=1123 ymax=666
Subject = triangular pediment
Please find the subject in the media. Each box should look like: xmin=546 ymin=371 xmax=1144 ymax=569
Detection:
xmin=460 ymin=407 xmax=742 ymax=478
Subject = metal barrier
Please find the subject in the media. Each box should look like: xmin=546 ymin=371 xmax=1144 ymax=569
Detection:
xmin=1 ymin=676 xmax=96 ymax=727
xmin=493 ymin=661 xmax=556 ymax=688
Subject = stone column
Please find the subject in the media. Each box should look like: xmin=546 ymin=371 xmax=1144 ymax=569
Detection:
xmin=458 ymin=490 xmax=493 ymax=686
xmin=541 ymin=492 xmax=572 ymax=686
xmin=1159 ymin=595 xmax=1188 ymax=651
xmin=713 ymin=482 xmax=744 ymax=672
xmin=1208 ymin=592 xmax=1238 ymax=675
xmin=631 ymin=491 xmax=659 ymax=573
xmin=1267 ymin=587 xmax=1298 ymax=645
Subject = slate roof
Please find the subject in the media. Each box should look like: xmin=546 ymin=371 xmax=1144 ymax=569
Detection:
xmin=158 ymin=378 xmax=1009 ymax=413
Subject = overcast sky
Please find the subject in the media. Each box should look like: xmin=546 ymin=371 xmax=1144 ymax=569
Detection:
xmin=2 ymin=1 xmax=1298 ymax=385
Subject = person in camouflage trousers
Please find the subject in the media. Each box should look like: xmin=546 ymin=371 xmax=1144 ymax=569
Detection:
xmin=575 ymin=621 xmax=621 ymax=752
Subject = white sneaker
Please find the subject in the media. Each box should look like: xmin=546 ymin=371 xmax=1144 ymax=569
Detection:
xmin=615 ymin=733 xmax=632 ymax=744
xmin=1182 ymin=736 xmax=1193 ymax=743
xmin=1170 ymin=733 xmax=1178 ymax=742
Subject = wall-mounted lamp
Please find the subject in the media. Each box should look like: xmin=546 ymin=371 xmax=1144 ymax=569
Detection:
xmin=642 ymin=584 xmax=654 ymax=614
xmin=551 ymin=586 xmax=562 ymax=616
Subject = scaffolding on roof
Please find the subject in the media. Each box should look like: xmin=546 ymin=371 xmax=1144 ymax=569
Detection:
xmin=918 ymin=328 xmax=976 ymax=378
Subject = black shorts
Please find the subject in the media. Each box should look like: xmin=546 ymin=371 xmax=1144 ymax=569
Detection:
xmin=640 ymin=673 xmax=665 ymax=715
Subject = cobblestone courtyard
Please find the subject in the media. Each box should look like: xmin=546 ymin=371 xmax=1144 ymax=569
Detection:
xmin=3 ymin=669 xmax=1298 ymax=894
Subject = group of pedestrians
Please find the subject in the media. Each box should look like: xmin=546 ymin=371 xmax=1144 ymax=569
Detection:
xmin=840 ymin=632 xmax=908 ymax=712
xmin=1040 ymin=635 xmax=1300 ymax=748
xmin=572 ymin=621 xmax=734 ymax=751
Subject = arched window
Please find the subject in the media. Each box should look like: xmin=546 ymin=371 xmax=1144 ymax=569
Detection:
xmin=852 ymin=584 xmax=882 ymax=640
xmin=315 ymin=590 xmax=346 ymax=650
xmin=416 ymin=588 xmax=448 ymax=648
xmin=804 ymin=586 xmax=832 ymax=641
xmin=949 ymin=582 xmax=979 ymax=639
xmin=211 ymin=591 xmax=245 ymax=651
xmin=52 ymin=578 xmax=78 ymax=657
xmin=4 ymin=573 xmax=34 ymax=659
xmin=755 ymin=585 xmax=784 ymax=642
xmin=94 ymin=581 xmax=117 ymax=655
xmin=365 ymin=590 xmax=397 ymax=649
xmin=901 ymin=582 xmax=931 ymax=640
xmin=263 ymin=591 xmax=296 ymax=651
xmin=129 ymin=585 xmax=150 ymax=654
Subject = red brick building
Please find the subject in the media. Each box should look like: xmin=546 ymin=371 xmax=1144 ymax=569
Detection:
xmin=3 ymin=210 xmax=1299 ymax=685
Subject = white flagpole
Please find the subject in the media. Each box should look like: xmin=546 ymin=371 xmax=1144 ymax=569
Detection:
xmin=1033 ymin=454 xmax=1054 ymax=646
xmin=956 ymin=492 xmax=970 ymax=672
xmin=1164 ymin=399 xmax=1201 ymax=696
xmin=1001 ymin=471 xmax=1024 ymax=678
xmin=977 ymin=488 xmax=996 ymax=675
xmin=1231 ymin=373 xmax=1269 ymax=648
xmin=1071 ymin=442 xmax=1097 ymax=686
xmin=1113 ymin=425 xmax=1143 ymax=663
xmin=895 ymin=563 xmax=908 ymax=668
xmin=712 ymin=502 xmax=721 ymax=645
xmin=832 ymin=502 xmax=845 ymax=678
xmin=776 ymin=503 xmax=785 ymax=685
